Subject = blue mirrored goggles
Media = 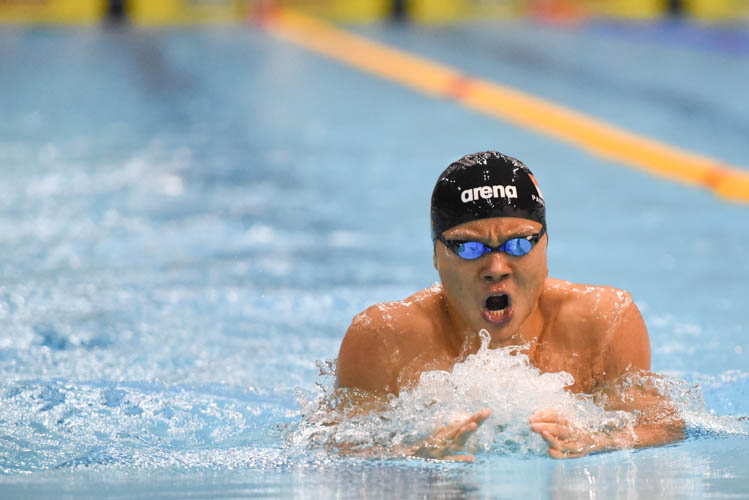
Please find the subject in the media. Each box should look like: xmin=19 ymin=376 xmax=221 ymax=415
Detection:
xmin=436 ymin=226 xmax=546 ymax=259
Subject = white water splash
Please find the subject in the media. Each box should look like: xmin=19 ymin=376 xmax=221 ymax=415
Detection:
xmin=292 ymin=331 xmax=748 ymax=459
xmin=292 ymin=331 xmax=625 ymax=457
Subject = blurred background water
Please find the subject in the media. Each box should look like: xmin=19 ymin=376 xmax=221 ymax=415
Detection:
xmin=1 ymin=0 xmax=748 ymax=497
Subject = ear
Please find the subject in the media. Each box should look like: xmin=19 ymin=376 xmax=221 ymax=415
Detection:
xmin=538 ymin=233 xmax=550 ymax=276
xmin=432 ymin=240 xmax=442 ymax=270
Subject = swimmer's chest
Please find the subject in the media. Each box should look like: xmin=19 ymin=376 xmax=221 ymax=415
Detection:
xmin=396 ymin=344 xmax=600 ymax=394
xmin=396 ymin=345 xmax=456 ymax=389
xmin=395 ymin=322 xmax=605 ymax=394
xmin=531 ymin=341 xmax=603 ymax=393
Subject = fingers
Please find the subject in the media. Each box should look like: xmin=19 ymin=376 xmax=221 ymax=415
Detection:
xmin=529 ymin=408 xmax=566 ymax=424
xmin=548 ymin=448 xmax=584 ymax=459
xmin=471 ymin=408 xmax=492 ymax=424
xmin=529 ymin=408 xmax=596 ymax=459
xmin=413 ymin=409 xmax=491 ymax=461
xmin=528 ymin=409 xmax=576 ymax=447
xmin=444 ymin=420 xmax=473 ymax=440
xmin=530 ymin=421 xmax=573 ymax=440
xmin=537 ymin=429 xmax=588 ymax=459
xmin=437 ymin=409 xmax=491 ymax=441
xmin=433 ymin=419 xmax=479 ymax=452
xmin=536 ymin=428 xmax=567 ymax=450
xmin=452 ymin=422 xmax=478 ymax=449
xmin=448 ymin=409 xmax=490 ymax=445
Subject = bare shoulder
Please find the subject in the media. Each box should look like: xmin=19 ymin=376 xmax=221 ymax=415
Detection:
xmin=544 ymin=278 xmax=636 ymax=319
xmin=336 ymin=285 xmax=443 ymax=394
xmin=543 ymin=278 xmax=651 ymax=379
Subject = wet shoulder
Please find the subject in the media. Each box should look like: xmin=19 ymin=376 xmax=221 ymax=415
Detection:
xmin=348 ymin=284 xmax=444 ymax=345
xmin=542 ymin=278 xmax=635 ymax=339
xmin=337 ymin=285 xmax=444 ymax=392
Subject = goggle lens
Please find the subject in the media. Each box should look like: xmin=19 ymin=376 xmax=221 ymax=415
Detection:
xmin=503 ymin=237 xmax=532 ymax=256
xmin=456 ymin=241 xmax=489 ymax=259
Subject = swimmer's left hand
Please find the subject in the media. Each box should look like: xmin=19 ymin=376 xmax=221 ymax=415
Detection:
xmin=529 ymin=409 xmax=609 ymax=459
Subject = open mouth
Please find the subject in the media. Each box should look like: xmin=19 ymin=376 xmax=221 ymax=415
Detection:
xmin=481 ymin=293 xmax=512 ymax=326
xmin=485 ymin=294 xmax=509 ymax=311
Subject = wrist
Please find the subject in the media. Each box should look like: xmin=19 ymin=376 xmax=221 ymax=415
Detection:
xmin=597 ymin=426 xmax=637 ymax=451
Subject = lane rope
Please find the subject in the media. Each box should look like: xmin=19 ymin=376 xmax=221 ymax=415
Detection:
xmin=261 ymin=8 xmax=749 ymax=204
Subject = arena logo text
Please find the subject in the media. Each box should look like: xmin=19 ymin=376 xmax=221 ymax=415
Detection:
xmin=460 ymin=185 xmax=518 ymax=203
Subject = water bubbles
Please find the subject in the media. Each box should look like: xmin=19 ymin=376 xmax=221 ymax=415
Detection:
xmin=244 ymin=223 xmax=275 ymax=244
xmin=292 ymin=333 xmax=628 ymax=459
xmin=291 ymin=332 xmax=749 ymax=461
xmin=158 ymin=174 xmax=184 ymax=197
xmin=0 ymin=380 xmax=285 ymax=473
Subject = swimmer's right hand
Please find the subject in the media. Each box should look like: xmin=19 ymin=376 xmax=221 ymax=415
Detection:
xmin=406 ymin=409 xmax=491 ymax=462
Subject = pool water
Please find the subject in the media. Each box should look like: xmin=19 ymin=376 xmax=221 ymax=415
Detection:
xmin=1 ymin=18 xmax=748 ymax=498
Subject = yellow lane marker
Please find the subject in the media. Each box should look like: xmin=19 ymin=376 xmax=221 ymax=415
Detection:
xmin=263 ymin=8 xmax=749 ymax=204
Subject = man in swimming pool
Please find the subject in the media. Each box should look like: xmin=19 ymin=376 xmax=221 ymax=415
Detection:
xmin=335 ymin=151 xmax=683 ymax=461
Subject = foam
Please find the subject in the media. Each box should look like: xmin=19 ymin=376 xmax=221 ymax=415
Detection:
xmin=292 ymin=330 xmax=748 ymax=459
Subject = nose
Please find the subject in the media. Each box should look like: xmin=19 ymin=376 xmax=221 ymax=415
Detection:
xmin=480 ymin=251 xmax=512 ymax=283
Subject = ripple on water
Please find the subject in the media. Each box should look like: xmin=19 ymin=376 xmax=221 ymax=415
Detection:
xmin=1 ymin=334 xmax=746 ymax=473
xmin=0 ymin=380 xmax=297 ymax=473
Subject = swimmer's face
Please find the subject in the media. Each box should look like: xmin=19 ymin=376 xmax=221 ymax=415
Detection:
xmin=434 ymin=217 xmax=548 ymax=343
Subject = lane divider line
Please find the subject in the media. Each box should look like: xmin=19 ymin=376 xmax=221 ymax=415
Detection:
xmin=261 ymin=8 xmax=749 ymax=204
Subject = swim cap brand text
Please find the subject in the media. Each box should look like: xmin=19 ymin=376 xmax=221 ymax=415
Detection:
xmin=460 ymin=185 xmax=518 ymax=203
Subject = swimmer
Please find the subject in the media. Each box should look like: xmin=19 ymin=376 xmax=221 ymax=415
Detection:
xmin=335 ymin=151 xmax=684 ymax=460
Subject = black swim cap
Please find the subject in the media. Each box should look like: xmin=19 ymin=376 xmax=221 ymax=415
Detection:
xmin=430 ymin=151 xmax=546 ymax=240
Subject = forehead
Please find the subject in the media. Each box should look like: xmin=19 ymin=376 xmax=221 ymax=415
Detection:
xmin=443 ymin=217 xmax=542 ymax=239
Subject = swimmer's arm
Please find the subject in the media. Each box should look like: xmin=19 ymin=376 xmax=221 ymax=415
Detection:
xmin=601 ymin=290 xmax=651 ymax=378
xmin=334 ymin=309 xmax=491 ymax=461
xmin=598 ymin=372 xmax=685 ymax=448
xmin=530 ymin=374 xmax=684 ymax=458
xmin=598 ymin=292 xmax=684 ymax=448
xmin=336 ymin=308 xmax=399 ymax=395
xmin=530 ymin=293 xmax=684 ymax=457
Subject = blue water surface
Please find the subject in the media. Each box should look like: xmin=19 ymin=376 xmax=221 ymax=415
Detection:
xmin=0 ymin=17 xmax=748 ymax=498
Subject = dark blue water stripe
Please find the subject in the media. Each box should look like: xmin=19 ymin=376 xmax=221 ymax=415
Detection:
xmin=587 ymin=19 xmax=749 ymax=57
